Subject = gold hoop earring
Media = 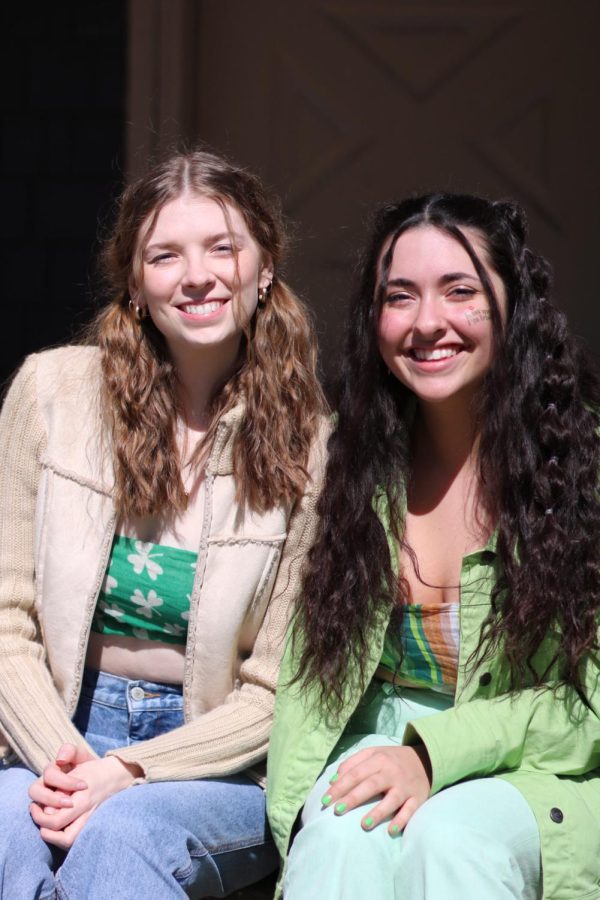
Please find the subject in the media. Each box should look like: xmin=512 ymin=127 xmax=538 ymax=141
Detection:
xmin=128 ymin=299 xmax=148 ymax=321
xmin=257 ymin=281 xmax=273 ymax=304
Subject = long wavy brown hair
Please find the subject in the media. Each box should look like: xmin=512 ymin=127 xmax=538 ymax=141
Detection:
xmin=87 ymin=149 xmax=326 ymax=517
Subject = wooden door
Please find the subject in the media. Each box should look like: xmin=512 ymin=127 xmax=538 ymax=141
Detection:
xmin=127 ymin=0 xmax=600 ymax=384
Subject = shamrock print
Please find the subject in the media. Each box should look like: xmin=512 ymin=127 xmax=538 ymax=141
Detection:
xmin=131 ymin=588 xmax=164 ymax=619
xmin=127 ymin=541 xmax=164 ymax=581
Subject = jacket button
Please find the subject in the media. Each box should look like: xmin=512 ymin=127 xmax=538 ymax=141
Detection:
xmin=479 ymin=672 xmax=492 ymax=687
xmin=550 ymin=807 xmax=564 ymax=823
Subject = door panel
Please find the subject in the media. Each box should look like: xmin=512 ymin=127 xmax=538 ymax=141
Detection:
xmin=127 ymin=0 xmax=600 ymax=382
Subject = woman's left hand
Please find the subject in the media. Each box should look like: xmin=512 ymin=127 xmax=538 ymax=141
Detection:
xmin=321 ymin=744 xmax=432 ymax=834
xmin=29 ymin=756 xmax=143 ymax=849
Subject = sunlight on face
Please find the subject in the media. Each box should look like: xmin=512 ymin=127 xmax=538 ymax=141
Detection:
xmin=377 ymin=225 xmax=507 ymax=409
xmin=137 ymin=193 xmax=272 ymax=363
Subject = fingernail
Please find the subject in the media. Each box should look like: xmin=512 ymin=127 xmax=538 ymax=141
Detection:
xmin=321 ymin=794 xmax=332 ymax=807
xmin=59 ymin=798 xmax=74 ymax=807
xmin=329 ymin=772 xmax=339 ymax=784
xmin=389 ymin=824 xmax=400 ymax=836
xmin=363 ymin=816 xmax=374 ymax=830
xmin=75 ymin=780 xmax=87 ymax=790
xmin=334 ymin=802 xmax=347 ymax=815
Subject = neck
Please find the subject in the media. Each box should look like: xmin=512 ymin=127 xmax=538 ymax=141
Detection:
xmin=413 ymin=395 xmax=480 ymax=478
xmin=169 ymin=338 xmax=243 ymax=432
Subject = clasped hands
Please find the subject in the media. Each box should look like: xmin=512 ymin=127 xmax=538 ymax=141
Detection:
xmin=321 ymin=743 xmax=432 ymax=834
xmin=28 ymin=744 xmax=142 ymax=850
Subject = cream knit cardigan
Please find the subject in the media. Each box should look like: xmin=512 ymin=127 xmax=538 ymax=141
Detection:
xmin=0 ymin=346 xmax=327 ymax=783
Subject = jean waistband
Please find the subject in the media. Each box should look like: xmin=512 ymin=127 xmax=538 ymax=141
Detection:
xmin=80 ymin=666 xmax=183 ymax=710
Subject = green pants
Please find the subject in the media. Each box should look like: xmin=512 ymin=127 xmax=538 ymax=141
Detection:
xmin=284 ymin=683 xmax=542 ymax=899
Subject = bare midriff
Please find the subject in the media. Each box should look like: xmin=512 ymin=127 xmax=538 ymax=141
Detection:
xmin=86 ymin=631 xmax=186 ymax=685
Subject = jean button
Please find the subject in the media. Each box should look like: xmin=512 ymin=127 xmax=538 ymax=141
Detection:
xmin=130 ymin=686 xmax=145 ymax=701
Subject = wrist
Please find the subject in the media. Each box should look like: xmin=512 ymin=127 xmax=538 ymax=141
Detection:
xmin=413 ymin=743 xmax=433 ymax=786
xmin=104 ymin=756 xmax=144 ymax=787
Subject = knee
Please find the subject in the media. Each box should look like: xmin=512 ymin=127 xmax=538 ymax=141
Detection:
xmin=402 ymin=801 xmax=469 ymax=858
xmin=72 ymin=788 xmax=164 ymax=855
xmin=402 ymin=797 xmax=482 ymax=867
xmin=294 ymin=804 xmax=391 ymax=867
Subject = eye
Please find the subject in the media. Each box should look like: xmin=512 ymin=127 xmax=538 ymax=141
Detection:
xmin=385 ymin=291 xmax=414 ymax=306
xmin=148 ymin=252 xmax=176 ymax=265
xmin=212 ymin=242 xmax=235 ymax=255
xmin=448 ymin=286 xmax=477 ymax=299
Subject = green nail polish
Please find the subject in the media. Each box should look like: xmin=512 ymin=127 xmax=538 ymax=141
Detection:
xmin=329 ymin=772 xmax=339 ymax=783
xmin=321 ymin=794 xmax=332 ymax=807
xmin=390 ymin=824 xmax=400 ymax=836
xmin=334 ymin=802 xmax=347 ymax=815
xmin=363 ymin=816 xmax=374 ymax=829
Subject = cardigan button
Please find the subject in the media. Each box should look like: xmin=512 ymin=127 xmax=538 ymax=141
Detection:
xmin=550 ymin=807 xmax=564 ymax=823
xmin=478 ymin=672 xmax=492 ymax=687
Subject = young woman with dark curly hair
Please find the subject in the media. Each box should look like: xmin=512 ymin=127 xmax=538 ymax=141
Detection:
xmin=0 ymin=149 xmax=328 ymax=898
xmin=267 ymin=193 xmax=600 ymax=899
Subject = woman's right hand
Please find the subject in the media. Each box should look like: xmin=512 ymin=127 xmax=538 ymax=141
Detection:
xmin=28 ymin=743 xmax=94 ymax=813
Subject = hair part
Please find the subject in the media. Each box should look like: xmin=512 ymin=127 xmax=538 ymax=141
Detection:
xmin=87 ymin=148 xmax=326 ymax=517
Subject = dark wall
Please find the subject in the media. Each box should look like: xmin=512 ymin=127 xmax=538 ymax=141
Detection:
xmin=1 ymin=3 xmax=126 ymax=385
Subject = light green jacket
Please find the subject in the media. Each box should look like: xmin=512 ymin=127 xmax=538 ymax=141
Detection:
xmin=267 ymin=538 xmax=600 ymax=899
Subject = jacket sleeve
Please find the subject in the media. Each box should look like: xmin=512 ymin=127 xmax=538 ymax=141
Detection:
xmin=107 ymin=420 xmax=329 ymax=782
xmin=403 ymin=653 xmax=600 ymax=793
xmin=0 ymin=356 xmax=97 ymax=772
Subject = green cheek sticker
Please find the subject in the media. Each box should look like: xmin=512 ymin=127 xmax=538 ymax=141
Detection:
xmin=464 ymin=307 xmax=491 ymax=325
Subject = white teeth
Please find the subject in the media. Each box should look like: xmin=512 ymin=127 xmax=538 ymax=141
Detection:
xmin=180 ymin=301 xmax=223 ymax=316
xmin=412 ymin=347 xmax=459 ymax=361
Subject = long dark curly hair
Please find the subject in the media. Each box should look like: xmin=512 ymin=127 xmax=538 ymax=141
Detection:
xmin=294 ymin=193 xmax=600 ymax=711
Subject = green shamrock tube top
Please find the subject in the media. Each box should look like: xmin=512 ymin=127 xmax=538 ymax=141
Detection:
xmin=90 ymin=535 xmax=197 ymax=645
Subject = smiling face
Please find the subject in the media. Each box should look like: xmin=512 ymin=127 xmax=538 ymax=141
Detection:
xmin=377 ymin=225 xmax=507 ymax=410
xmin=136 ymin=192 xmax=272 ymax=362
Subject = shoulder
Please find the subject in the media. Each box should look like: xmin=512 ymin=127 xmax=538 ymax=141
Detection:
xmin=8 ymin=347 xmax=106 ymax=463
xmin=26 ymin=344 xmax=101 ymax=385
xmin=3 ymin=345 xmax=100 ymax=415
xmin=18 ymin=345 xmax=102 ymax=412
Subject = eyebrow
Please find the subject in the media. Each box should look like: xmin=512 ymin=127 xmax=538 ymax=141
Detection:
xmin=385 ymin=272 xmax=480 ymax=289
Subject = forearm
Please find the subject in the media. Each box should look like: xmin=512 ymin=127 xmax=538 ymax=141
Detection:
xmin=404 ymin=680 xmax=600 ymax=794
xmin=0 ymin=656 xmax=97 ymax=772
xmin=107 ymin=692 xmax=272 ymax=781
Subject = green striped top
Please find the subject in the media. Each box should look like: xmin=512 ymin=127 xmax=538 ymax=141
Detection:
xmin=379 ymin=603 xmax=460 ymax=694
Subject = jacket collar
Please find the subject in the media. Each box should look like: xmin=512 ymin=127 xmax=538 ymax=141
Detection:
xmin=205 ymin=402 xmax=245 ymax=477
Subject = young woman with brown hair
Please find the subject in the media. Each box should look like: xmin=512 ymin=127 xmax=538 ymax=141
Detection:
xmin=0 ymin=149 xmax=327 ymax=898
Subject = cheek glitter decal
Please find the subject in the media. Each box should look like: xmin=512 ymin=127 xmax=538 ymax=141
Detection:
xmin=464 ymin=308 xmax=491 ymax=325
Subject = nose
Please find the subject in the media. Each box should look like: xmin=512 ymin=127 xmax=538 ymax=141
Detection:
xmin=181 ymin=252 xmax=215 ymax=290
xmin=412 ymin=294 xmax=446 ymax=340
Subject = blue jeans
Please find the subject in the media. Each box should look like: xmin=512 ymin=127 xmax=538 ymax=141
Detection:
xmin=0 ymin=668 xmax=277 ymax=899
